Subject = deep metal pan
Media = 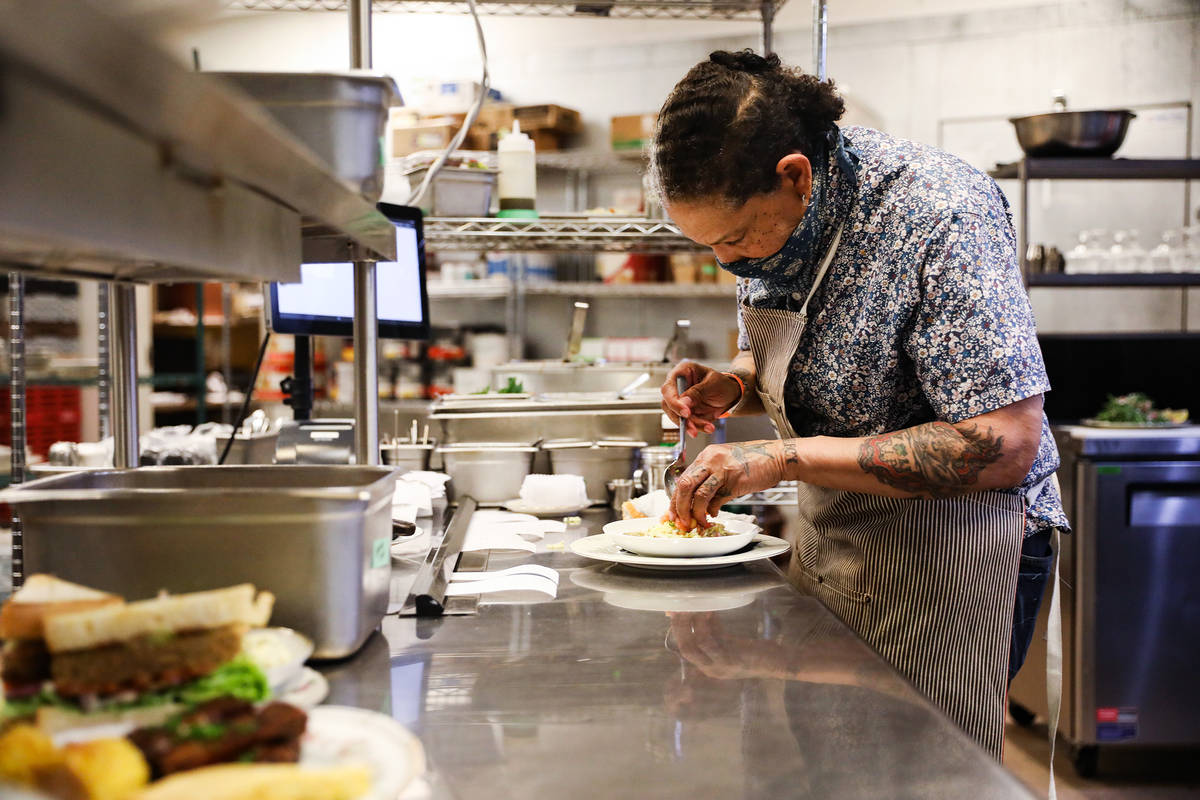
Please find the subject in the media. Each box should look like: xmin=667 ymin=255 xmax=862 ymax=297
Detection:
xmin=1009 ymin=109 xmax=1135 ymax=158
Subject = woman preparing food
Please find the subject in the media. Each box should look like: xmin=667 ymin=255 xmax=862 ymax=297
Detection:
xmin=654 ymin=50 xmax=1067 ymax=758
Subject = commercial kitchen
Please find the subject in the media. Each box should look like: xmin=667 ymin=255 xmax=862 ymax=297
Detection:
xmin=0 ymin=1 xmax=1198 ymax=798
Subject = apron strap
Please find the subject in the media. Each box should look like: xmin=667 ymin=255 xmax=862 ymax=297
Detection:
xmin=796 ymin=222 xmax=846 ymax=321
xmin=1045 ymin=475 xmax=1064 ymax=800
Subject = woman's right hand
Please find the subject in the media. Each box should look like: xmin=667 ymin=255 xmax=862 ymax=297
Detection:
xmin=661 ymin=361 xmax=742 ymax=438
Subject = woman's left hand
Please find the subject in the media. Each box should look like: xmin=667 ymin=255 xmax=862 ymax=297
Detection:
xmin=669 ymin=439 xmax=794 ymax=528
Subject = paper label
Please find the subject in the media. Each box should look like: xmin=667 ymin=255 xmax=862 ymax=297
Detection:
xmin=371 ymin=537 xmax=391 ymax=568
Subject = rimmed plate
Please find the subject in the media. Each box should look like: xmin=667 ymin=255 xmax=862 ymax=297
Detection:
xmin=303 ymin=706 xmax=425 ymax=800
xmin=1081 ymin=418 xmax=1191 ymax=429
xmin=603 ymin=517 xmax=759 ymax=557
xmin=570 ymin=532 xmax=790 ymax=571
xmin=276 ymin=666 xmax=329 ymax=710
xmin=243 ymin=627 xmax=314 ymax=694
xmin=503 ymin=498 xmax=593 ymax=516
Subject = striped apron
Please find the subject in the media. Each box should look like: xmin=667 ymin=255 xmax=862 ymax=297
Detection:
xmin=740 ymin=224 xmax=1024 ymax=758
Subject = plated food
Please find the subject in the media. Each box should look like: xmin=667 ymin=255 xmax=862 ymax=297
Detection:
xmin=603 ymin=517 xmax=759 ymax=558
xmin=1086 ymin=392 xmax=1189 ymax=427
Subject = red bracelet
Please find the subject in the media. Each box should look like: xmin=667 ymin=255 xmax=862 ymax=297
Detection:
xmin=719 ymin=371 xmax=746 ymax=418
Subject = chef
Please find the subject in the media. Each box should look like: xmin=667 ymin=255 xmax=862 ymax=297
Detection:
xmin=655 ymin=50 xmax=1066 ymax=758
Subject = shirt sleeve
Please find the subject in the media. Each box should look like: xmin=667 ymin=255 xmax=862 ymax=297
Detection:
xmin=905 ymin=209 xmax=1050 ymax=422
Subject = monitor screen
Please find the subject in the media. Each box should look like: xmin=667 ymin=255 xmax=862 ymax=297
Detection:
xmin=269 ymin=204 xmax=430 ymax=340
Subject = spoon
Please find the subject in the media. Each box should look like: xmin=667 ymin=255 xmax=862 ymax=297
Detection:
xmin=663 ymin=376 xmax=688 ymax=499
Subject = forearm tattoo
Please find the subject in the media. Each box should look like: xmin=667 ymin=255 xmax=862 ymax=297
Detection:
xmin=730 ymin=442 xmax=776 ymax=478
xmin=856 ymin=422 xmax=1004 ymax=498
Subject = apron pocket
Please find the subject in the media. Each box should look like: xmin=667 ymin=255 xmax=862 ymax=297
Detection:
xmin=793 ymin=560 xmax=872 ymax=605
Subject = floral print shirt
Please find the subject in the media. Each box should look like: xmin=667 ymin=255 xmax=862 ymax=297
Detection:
xmin=735 ymin=126 xmax=1068 ymax=535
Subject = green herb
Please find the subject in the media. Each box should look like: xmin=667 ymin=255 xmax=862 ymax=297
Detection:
xmin=498 ymin=377 xmax=524 ymax=394
xmin=177 ymin=721 xmax=228 ymax=741
xmin=1095 ymin=393 xmax=1154 ymax=423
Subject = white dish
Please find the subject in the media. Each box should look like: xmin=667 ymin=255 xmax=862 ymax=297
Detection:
xmin=302 ymin=706 xmax=425 ymax=800
xmin=275 ymin=666 xmax=330 ymax=710
xmin=503 ymin=498 xmax=593 ymax=516
xmin=570 ymin=532 xmax=790 ymax=571
xmin=242 ymin=627 xmax=314 ymax=693
xmin=603 ymin=517 xmax=759 ymax=557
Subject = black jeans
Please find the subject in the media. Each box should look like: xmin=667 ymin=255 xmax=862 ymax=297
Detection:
xmin=1008 ymin=528 xmax=1054 ymax=684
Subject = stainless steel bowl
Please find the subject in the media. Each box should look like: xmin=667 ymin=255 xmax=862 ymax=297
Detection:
xmin=211 ymin=71 xmax=399 ymax=201
xmin=544 ymin=439 xmax=645 ymax=503
xmin=1009 ymin=109 xmax=1135 ymax=158
xmin=437 ymin=443 xmax=537 ymax=505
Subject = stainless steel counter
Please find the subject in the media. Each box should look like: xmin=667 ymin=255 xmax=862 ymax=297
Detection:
xmin=322 ymin=508 xmax=1034 ymax=799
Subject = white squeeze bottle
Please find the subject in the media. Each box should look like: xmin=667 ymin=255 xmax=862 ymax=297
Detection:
xmin=497 ymin=120 xmax=537 ymax=219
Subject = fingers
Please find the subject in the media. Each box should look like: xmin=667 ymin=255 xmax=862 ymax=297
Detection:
xmin=669 ymin=460 xmax=708 ymax=528
xmin=689 ymin=472 xmax=726 ymax=529
xmin=660 ymin=361 xmax=712 ymax=423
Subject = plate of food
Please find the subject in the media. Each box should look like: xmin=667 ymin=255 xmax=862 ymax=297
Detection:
xmin=603 ymin=517 xmax=759 ymax=557
xmin=1083 ymin=393 xmax=1190 ymax=428
xmin=571 ymin=531 xmax=789 ymax=571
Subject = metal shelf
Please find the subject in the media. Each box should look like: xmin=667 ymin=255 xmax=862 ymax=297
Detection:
xmin=989 ymin=159 xmax=1200 ymax=181
xmin=428 ymin=280 xmax=513 ymax=299
xmin=1027 ymin=273 xmax=1200 ymax=287
xmin=404 ymin=149 xmax=641 ymax=173
xmin=425 ymin=217 xmax=706 ymax=253
xmin=0 ymin=0 xmax=395 ymax=285
xmin=227 ymin=0 xmax=785 ymax=20
xmin=526 ymin=281 xmax=735 ymax=297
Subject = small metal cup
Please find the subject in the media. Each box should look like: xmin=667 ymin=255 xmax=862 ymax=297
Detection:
xmin=607 ymin=478 xmax=635 ymax=511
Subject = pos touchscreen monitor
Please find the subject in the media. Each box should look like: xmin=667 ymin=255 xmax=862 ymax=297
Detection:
xmin=268 ymin=203 xmax=430 ymax=340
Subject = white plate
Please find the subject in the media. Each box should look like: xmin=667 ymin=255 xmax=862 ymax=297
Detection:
xmin=603 ymin=517 xmax=759 ymax=557
xmin=1081 ymin=418 xmax=1191 ymax=429
xmin=570 ymin=532 xmax=790 ymax=571
xmin=503 ymin=498 xmax=593 ymax=516
xmin=275 ymin=666 xmax=329 ymax=710
xmin=242 ymin=627 xmax=314 ymax=694
xmin=302 ymin=706 xmax=425 ymax=800
xmin=570 ymin=566 xmax=780 ymax=612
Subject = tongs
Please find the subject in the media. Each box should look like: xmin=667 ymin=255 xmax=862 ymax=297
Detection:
xmin=663 ymin=376 xmax=688 ymax=497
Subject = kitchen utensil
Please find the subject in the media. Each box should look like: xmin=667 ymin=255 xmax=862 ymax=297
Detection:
xmin=0 ymin=465 xmax=396 ymax=658
xmin=1009 ymin=96 xmax=1135 ymax=158
xmin=662 ymin=376 xmax=687 ymax=497
xmin=380 ymin=441 xmax=434 ymax=470
xmin=616 ymin=372 xmax=651 ymax=399
xmin=210 ymin=71 xmax=398 ymax=200
xmin=405 ymin=497 xmax=476 ymax=616
xmin=607 ymin=478 xmax=635 ymax=511
xmin=569 ymin=532 xmax=790 ymax=572
xmin=544 ymin=439 xmax=645 ymax=501
xmin=564 ymin=301 xmax=589 ymax=362
xmin=437 ymin=442 xmax=538 ymax=504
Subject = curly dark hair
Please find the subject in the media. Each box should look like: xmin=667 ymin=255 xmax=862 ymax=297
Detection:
xmin=650 ymin=50 xmax=845 ymax=207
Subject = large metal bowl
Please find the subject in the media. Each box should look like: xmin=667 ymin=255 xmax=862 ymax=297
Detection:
xmin=1009 ymin=109 xmax=1135 ymax=158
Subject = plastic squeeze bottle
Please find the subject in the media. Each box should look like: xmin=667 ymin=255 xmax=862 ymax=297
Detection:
xmin=497 ymin=120 xmax=537 ymax=219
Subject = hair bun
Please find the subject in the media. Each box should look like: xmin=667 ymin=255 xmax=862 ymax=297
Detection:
xmin=709 ymin=49 xmax=781 ymax=74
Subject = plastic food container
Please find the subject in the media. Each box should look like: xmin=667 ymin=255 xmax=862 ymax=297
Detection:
xmin=437 ymin=443 xmax=537 ymax=504
xmin=405 ymin=165 xmax=498 ymax=217
xmin=0 ymin=465 xmax=397 ymax=659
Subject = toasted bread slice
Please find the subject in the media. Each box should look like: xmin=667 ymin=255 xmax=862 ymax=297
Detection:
xmin=0 ymin=575 xmax=123 ymax=641
xmin=44 ymin=585 xmax=274 ymax=654
xmin=134 ymin=764 xmax=371 ymax=800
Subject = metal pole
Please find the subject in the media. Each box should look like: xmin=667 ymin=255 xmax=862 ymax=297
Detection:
xmin=1019 ymin=158 xmax=1030 ymax=285
xmin=109 ymin=283 xmax=139 ymax=468
xmin=195 ymin=284 xmax=206 ymax=426
xmin=8 ymin=272 xmax=25 ymax=590
xmin=221 ymin=284 xmax=233 ymax=424
xmin=349 ymin=0 xmax=379 ymax=466
xmin=349 ymin=0 xmax=372 ymax=69
xmin=97 ymin=283 xmax=111 ymax=439
xmin=761 ymin=0 xmax=774 ymax=56
xmin=811 ymin=0 xmax=828 ymax=80
xmin=353 ymin=262 xmax=379 ymax=465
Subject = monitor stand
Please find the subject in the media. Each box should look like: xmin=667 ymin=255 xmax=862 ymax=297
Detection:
xmin=281 ymin=334 xmax=314 ymax=421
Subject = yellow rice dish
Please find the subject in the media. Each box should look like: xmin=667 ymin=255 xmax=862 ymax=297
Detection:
xmin=628 ymin=519 xmax=730 ymax=538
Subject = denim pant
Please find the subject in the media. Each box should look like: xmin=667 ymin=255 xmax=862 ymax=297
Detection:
xmin=1008 ymin=528 xmax=1055 ymax=684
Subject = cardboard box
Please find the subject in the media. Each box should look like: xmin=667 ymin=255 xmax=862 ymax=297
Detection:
xmin=515 ymin=104 xmax=582 ymax=134
xmin=392 ymin=121 xmax=455 ymax=157
xmin=611 ymin=113 xmax=657 ymax=152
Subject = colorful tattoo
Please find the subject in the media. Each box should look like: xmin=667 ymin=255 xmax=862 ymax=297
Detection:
xmin=856 ymin=422 xmax=1004 ymax=498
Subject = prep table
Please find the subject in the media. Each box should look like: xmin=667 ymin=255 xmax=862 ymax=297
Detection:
xmin=321 ymin=506 xmax=1035 ymax=799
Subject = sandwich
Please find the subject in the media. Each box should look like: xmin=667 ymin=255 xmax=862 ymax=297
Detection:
xmin=1 ymin=576 xmax=275 ymax=727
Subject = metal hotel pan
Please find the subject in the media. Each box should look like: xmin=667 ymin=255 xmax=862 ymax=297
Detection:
xmin=0 ymin=465 xmax=397 ymax=659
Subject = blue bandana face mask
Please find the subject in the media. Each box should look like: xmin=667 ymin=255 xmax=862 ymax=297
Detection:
xmin=717 ymin=128 xmax=858 ymax=281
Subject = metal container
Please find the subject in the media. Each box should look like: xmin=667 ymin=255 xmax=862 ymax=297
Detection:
xmin=634 ymin=444 xmax=679 ymax=495
xmin=381 ymin=442 xmax=433 ymax=471
xmin=489 ymin=362 xmax=671 ymax=395
xmin=430 ymin=395 xmax=665 ymax=447
xmin=544 ymin=439 xmax=645 ymax=503
xmin=211 ymin=71 xmax=398 ymax=201
xmin=405 ymin=165 xmax=497 ymax=217
xmin=436 ymin=443 xmax=537 ymax=505
xmin=1009 ymin=109 xmax=1135 ymax=158
xmin=214 ymin=430 xmax=279 ymax=465
xmin=0 ymin=465 xmax=396 ymax=659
